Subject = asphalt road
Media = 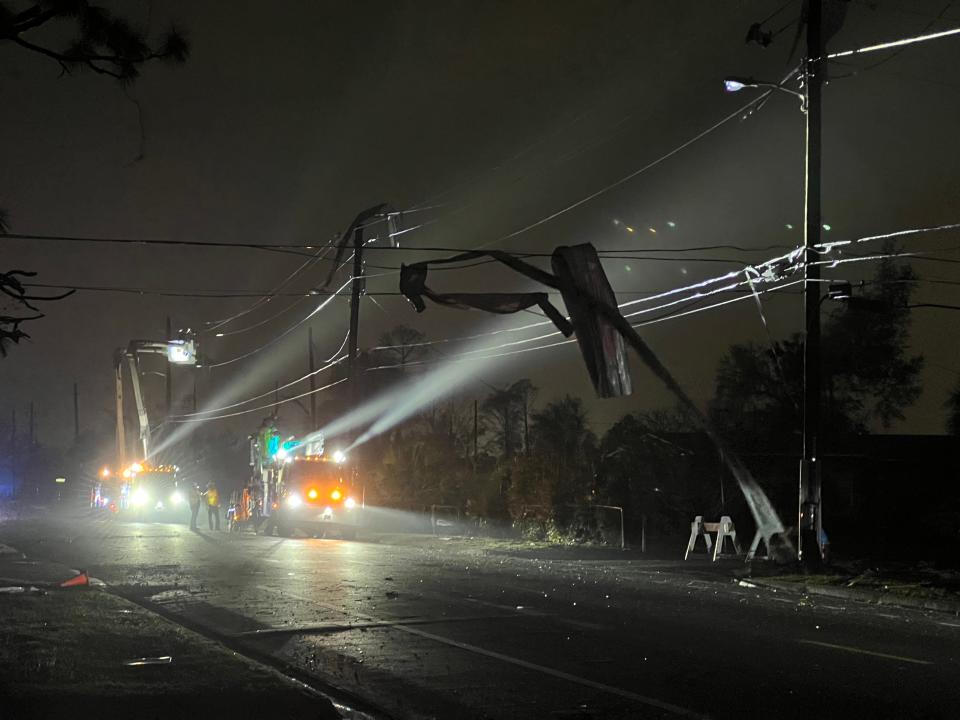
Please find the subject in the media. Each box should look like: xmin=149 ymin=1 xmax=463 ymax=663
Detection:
xmin=3 ymin=510 xmax=959 ymax=719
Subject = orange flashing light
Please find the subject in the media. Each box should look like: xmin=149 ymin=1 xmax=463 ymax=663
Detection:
xmin=307 ymin=488 xmax=319 ymax=501
xmin=330 ymin=489 xmax=342 ymax=501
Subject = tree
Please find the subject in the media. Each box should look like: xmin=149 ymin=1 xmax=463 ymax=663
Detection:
xmin=481 ymin=379 xmax=534 ymax=459
xmin=369 ymin=400 xmax=473 ymax=508
xmin=1 ymin=1 xmax=189 ymax=352
xmin=375 ymin=325 xmax=427 ymax=367
xmin=597 ymin=407 xmax=705 ymax=537
xmin=711 ymin=247 xmax=923 ymax=446
xmin=509 ymin=395 xmax=596 ymax=517
xmin=946 ymin=381 xmax=960 ymax=436
xmin=0 ymin=1 xmax=188 ymax=81
xmin=1 ymin=269 xmax=74 ymax=355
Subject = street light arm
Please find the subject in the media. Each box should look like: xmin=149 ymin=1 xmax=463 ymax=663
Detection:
xmin=724 ymin=76 xmax=806 ymax=111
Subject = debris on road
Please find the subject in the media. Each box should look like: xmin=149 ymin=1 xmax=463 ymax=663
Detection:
xmin=0 ymin=585 xmax=45 ymax=595
xmin=123 ymin=655 xmax=174 ymax=666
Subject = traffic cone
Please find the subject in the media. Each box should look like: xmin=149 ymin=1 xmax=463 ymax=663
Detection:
xmin=59 ymin=571 xmax=89 ymax=588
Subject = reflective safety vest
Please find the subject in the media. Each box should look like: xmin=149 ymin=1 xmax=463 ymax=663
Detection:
xmin=206 ymin=487 xmax=219 ymax=506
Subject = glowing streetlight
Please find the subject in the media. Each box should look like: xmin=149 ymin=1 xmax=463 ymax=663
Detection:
xmin=723 ymin=76 xmax=806 ymax=109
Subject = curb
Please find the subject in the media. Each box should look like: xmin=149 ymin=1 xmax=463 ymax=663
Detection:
xmin=748 ymin=577 xmax=960 ymax=616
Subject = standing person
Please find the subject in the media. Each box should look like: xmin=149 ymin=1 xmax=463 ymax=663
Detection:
xmin=188 ymin=483 xmax=202 ymax=531
xmin=205 ymin=482 xmax=221 ymax=531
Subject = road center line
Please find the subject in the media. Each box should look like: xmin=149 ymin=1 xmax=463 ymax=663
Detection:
xmin=797 ymin=639 xmax=932 ymax=665
xmin=267 ymin=586 xmax=708 ymax=719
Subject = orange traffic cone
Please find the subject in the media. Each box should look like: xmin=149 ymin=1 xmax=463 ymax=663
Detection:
xmin=59 ymin=571 xmax=89 ymax=588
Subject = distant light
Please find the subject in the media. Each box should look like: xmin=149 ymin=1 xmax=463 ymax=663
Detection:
xmin=274 ymin=447 xmax=288 ymax=461
xmin=786 ymin=223 xmax=794 ymax=230
xmin=724 ymin=78 xmax=748 ymax=93
xmin=625 ymin=226 xmax=635 ymax=233
xmin=624 ymin=265 xmax=632 ymax=272
xmin=101 ymin=467 xmax=111 ymax=478
xmin=215 ymin=333 xmax=224 ymax=338
xmin=170 ymin=491 xmax=184 ymax=505
xmin=286 ymin=494 xmax=302 ymax=508
xmin=648 ymin=227 xmax=657 ymax=234
xmin=332 ymin=450 xmax=347 ymax=464
xmin=666 ymin=221 xmax=676 ymax=228
xmin=331 ymin=489 xmax=342 ymax=501
xmin=167 ymin=340 xmax=196 ymax=365
xmin=55 ymin=477 xmax=66 ymax=484
xmin=131 ymin=489 xmax=148 ymax=506
xmin=130 ymin=462 xmax=143 ymax=474
xmin=345 ymin=497 xmax=356 ymax=509
xmin=822 ymin=223 xmax=832 ymax=231
xmin=612 ymin=219 xmax=621 ymax=226
xmin=307 ymin=488 xmax=319 ymax=500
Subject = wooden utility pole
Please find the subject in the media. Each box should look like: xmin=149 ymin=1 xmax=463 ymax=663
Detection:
xmin=800 ymin=0 xmax=824 ymax=569
xmin=73 ymin=381 xmax=80 ymax=443
xmin=165 ymin=316 xmax=173 ymax=419
xmin=308 ymin=327 xmax=317 ymax=431
xmin=347 ymin=225 xmax=364 ymax=409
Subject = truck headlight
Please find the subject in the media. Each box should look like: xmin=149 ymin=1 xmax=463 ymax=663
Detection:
xmin=344 ymin=497 xmax=356 ymax=509
xmin=170 ymin=491 xmax=184 ymax=506
xmin=286 ymin=494 xmax=303 ymax=509
xmin=131 ymin=489 xmax=148 ymax=507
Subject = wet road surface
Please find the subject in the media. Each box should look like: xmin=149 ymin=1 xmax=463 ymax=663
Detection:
xmin=3 ymin=512 xmax=959 ymax=719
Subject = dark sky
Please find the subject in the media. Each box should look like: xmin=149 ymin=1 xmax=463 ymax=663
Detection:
xmin=3 ymin=0 xmax=960 ymax=449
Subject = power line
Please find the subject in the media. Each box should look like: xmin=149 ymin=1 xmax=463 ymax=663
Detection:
xmin=367 ymin=279 xmax=805 ymax=374
xmin=3 ymin=232 xmax=322 ymax=257
xmin=828 ymin=24 xmax=960 ymax=59
xmin=206 ymin=277 xmax=352 ymax=368
xmin=168 ymin=378 xmax=348 ymax=423
xmin=173 ymin=354 xmax=347 ymax=418
xmin=212 ymin=295 xmax=312 ymax=337
xmin=205 ymin=246 xmax=333 ymax=331
xmin=476 ymin=66 xmax=801 ymax=249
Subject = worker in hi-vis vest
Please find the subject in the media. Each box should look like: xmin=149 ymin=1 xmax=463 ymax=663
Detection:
xmin=205 ymin=482 xmax=221 ymax=531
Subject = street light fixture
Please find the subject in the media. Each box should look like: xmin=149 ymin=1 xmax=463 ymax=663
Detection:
xmin=723 ymin=76 xmax=807 ymax=110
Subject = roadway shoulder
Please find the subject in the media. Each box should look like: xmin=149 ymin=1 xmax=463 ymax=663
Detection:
xmin=0 ymin=545 xmax=341 ymax=719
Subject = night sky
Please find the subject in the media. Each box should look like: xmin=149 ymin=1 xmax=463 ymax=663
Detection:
xmin=3 ymin=0 xmax=960 ymax=448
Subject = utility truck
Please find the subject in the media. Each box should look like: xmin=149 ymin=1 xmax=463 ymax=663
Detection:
xmin=249 ymin=420 xmax=361 ymax=539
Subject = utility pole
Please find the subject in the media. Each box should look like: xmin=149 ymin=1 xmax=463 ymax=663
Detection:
xmin=10 ymin=409 xmax=16 ymax=485
xmin=73 ymin=381 xmax=80 ymax=443
xmin=800 ymin=0 xmax=824 ymax=569
xmin=347 ymin=225 xmax=364 ymax=409
xmin=115 ymin=354 xmax=126 ymax=470
xmin=165 ymin=316 xmax=173 ymax=419
xmin=308 ymin=327 xmax=317 ymax=431
xmin=522 ymin=390 xmax=530 ymax=455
